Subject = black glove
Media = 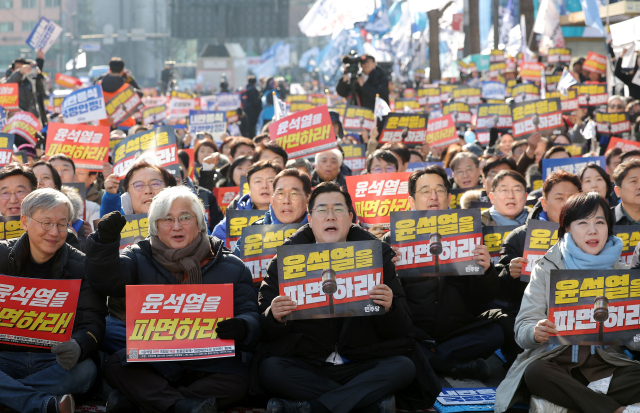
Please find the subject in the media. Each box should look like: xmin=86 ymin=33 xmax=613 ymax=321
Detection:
xmin=216 ymin=318 xmax=247 ymax=341
xmin=51 ymin=339 xmax=81 ymax=370
xmin=98 ymin=211 xmax=127 ymax=244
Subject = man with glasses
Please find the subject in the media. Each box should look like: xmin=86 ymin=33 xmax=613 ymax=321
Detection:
xmin=482 ymin=170 xmax=530 ymax=226
xmin=608 ymin=95 xmax=626 ymax=113
xmin=478 ymin=158 xmax=518 ymax=203
xmin=450 ymin=152 xmax=482 ymax=189
xmin=366 ymin=150 xmax=398 ymax=175
xmin=258 ymin=181 xmax=418 ymax=413
xmin=0 ymin=163 xmax=37 ymax=217
xmin=233 ymin=168 xmax=311 ymax=256
xmin=0 ymin=188 xmax=106 ymax=413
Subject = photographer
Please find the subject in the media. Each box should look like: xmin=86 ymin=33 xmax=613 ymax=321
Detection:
xmin=1 ymin=50 xmax=47 ymax=122
xmin=336 ymin=54 xmax=389 ymax=110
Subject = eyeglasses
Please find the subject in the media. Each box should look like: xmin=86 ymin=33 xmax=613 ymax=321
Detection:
xmin=274 ymin=190 xmax=304 ymax=200
xmin=608 ymin=104 xmax=625 ymax=110
xmin=0 ymin=190 xmax=28 ymax=200
xmin=29 ymin=217 xmax=69 ymax=233
xmin=453 ymin=167 xmax=477 ymax=176
xmin=371 ymin=166 xmax=397 ymax=173
xmin=130 ymin=180 xmax=164 ymax=192
xmin=416 ymin=187 xmax=447 ymax=197
xmin=495 ymin=187 xmax=526 ymax=196
xmin=311 ymin=206 xmax=348 ymax=216
xmin=159 ymin=214 xmax=195 ymax=227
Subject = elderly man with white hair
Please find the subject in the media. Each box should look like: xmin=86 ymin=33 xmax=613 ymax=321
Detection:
xmin=85 ymin=186 xmax=260 ymax=413
xmin=311 ymin=148 xmax=348 ymax=188
xmin=0 ymin=188 xmax=107 ymax=413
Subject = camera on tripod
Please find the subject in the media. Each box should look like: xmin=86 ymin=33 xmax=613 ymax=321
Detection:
xmin=342 ymin=51 xmax=362 ymax=76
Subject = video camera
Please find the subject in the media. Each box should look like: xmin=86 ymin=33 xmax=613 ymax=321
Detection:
xmin=342 ymin=51 xmax=362 ymax=75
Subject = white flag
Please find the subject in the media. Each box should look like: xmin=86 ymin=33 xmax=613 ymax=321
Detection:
xmin=540 ymin=71 xmax=547 ymax=100
xmin=374 ymin=96 xmax=390 ymax=120
xmin=520 ymin=15 xmax=537 ymax=62
xmin=273 ymin=92 xmax=288 ymax=121
xmin=557 ymin=68 xmax=578 ymax=96
xmin=533 ymin=0 xmax=565 ymax=55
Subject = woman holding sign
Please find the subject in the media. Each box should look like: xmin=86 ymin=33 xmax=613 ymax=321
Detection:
xmin=86 ymin=186 xmax=260 ymax=413
xmin=495 ymin=192 xmax=640 ymax=413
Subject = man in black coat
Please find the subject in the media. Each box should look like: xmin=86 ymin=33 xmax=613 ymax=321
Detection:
xmin=257 ymin=182 xmax=418 ymax=413
xmin=241 ymin=75 xmax=262 ymax=138
xmin=1 ymin=51 xmax=47 ymax=124
xmin=0 ymin=188 xmax=107 ymax=413
xmin=336 ymin=55 xmax=389 ymax=111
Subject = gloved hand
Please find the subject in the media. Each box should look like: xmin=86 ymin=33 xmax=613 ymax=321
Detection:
xmin=98 ymin=211 xmax=127 ymax=244
xmin=51 ymin=339 xmax=81 ymax=370
xmin=216 ymin=318 xmax=247 ymax=341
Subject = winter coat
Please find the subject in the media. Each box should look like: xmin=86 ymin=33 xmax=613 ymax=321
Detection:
xmin=481 ymin=206 xmax=531 ymax=227
xmin=1 ymin=57 xmax=45 ymax=117
xmin=212 ymin=193 xmax=258 ymax=243
xmin=310 ymin=170 xmax=347 ymax=189
xmin=336 ymin=66 xmax=389 ymax=111
xmin=84 ymin=232 xmax=260 ymax=378
xmin=615 ymin=57 xmax=640 ymax=100
xmin=613 ymin=202 xmax=640 ymax=226
xmin=494 ymin=242 xmax=635 ymax=412
xmin=0 ymin=233 xmax=107 ymax=361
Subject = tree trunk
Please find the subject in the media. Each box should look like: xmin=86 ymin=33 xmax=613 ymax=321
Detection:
xmin=428 ymin=9 xmax=442 ymax=81
xmin=521 ymin=0 xmax=538 ymax=52
xmin=468 ymin=0 xmax=481 ymax=54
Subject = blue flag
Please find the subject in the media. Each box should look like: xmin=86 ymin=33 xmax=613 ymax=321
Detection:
xmin=579 ymin=0 xmax=605 ymax=36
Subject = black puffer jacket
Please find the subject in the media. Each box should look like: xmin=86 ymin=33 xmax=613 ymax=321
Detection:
xmin=0 ymin=233 xmax=107 ymax=361
xmin=84 ymin=233 xmax=260 ymax=376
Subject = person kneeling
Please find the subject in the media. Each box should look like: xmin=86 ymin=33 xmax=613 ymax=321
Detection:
xmin=0 ymin=188 xmax=107 ymax=413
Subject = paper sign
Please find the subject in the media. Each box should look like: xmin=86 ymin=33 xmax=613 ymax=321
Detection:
xmin=437 ymin=388 xmax=496 ymax=406
xmin=522 ymin=220 xmax=559 ymax=280
xmin=0 ymin=273 xmax=80 ymax=348
xmin=225 ymin=209 xmax=265 ymax=250
xmin=476 ymin=104 xmax=513 ymax=145
xmin=442 ymin=102 xmax=472 ymax=128
xmin=595 ymin=112 xmax=631 ymax=136
xmin=0 ymin=84 xmax=19 ymax=111
xmin=188 ymin=110 xmax=227 ymax=140
xmin=417 ymin=87 xmax=442 ymax=106
xmin=0 ymin=107 xmax=5 ymax=129
xmin=483 ymin=225 xmax=518 ymax=266
xmin=583 ymin=51 xmax=607 ymax=75
xmin=213 ymin=187 xmax=239 ymax=216
xmin=290 ymin=101 xmax=316 ymax=113
xmin=547 ymin=48 xmax=572 ymax=64
xmin=607 ymin=137 xmax=640 ymax=153
xmin=511 ymin=98 xmax=563 ymax=139
xmin=450 ymin=186 xmax=483 ymax=209
xmin=142 ymin=104 xmax=167 ymax=124
xmin=0 ymin=216 xmax=25 ymax=240
xmin=426 ymin=115 xmax=458 ymax=148
xmin=346 ymin=172 xmax=412 ymax=229
xmin=55 ymin=73 xmax=82 ymax=89
xmin=343 ymin=105 xmax=375 ymax=132
xmin=126 ymin=283 xmax=235 ymax=361
xmin=614 ymin=225 xmax=640 ymax=267
xmin=62 ymin=85 xmax=107 ymax=124
xmin=238 ymin=223 xmax=304 ymax=285
xmin=577 ymin=83 xmax=608 ymax=107
xmin=547 ymin=88 xmax=579 ymax=113
xmin=520 ymin=62 xmax=545 ymax=82
xmin=277 ymin=240 xmax=384 ymax=320
xmin=45 ymin=123 xmax=109 ymax=171
xmin=105 ymin=84 xmax=143 ymax=126
xmin=0 ymin=133 xmax=14 ymax=167
xmin=48 ymin=95 xmax=66 ymax=114
xmin=542 ymin=156 xmax=605 ymax=180
xmin=2 ymin=111 xmax=41 ymax=145
xmin=117 ymin=214 xmax=149 ymax=250
xmin=112 ymin=126 xmax=180 ymax=179
xmin=380 ymin=113 xmax=428 ymax=144
xmin=481 ymin=81 xmax=507 ymax=101
xmin=391 ymin=209 xmax=483 ymax=276
xmin=490 ymin=50 xmax=505 ymax=63
xmin=269 ymin=105 xmax=337 ymax=159
xmin=452 ymin=87 xmax=482 ymax=106
xmin=215 ymin=93 xmax=241 ymax=111
xmin=511 ymin=84 xmax=540 ymax=103
xmin=342 ymin=144 xmax=367 ymax=174
xmin=25 ymin=17 xmax=62 ymax=53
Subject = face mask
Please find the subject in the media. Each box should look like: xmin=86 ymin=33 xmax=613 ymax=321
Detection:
xmin=464 ymin=130 xmax=476 ymax=144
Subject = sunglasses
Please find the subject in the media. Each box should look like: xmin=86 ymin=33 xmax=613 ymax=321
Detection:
xmin=608 ymin=104 xmax=625 ymax=110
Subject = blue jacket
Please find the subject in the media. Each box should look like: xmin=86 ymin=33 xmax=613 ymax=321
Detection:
xmin=233 ymin=206 xmax=308 ymax=256
xmin=212 ymin=193 xmax=255 ymax=243
xmin=100 ymin=191 xmax=125 ymax=216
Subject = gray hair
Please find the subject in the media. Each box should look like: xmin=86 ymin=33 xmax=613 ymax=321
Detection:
xmin=20 ymin=188 xmax=74 ymax=221
xmin=147 ymin=186 xmax=207 ymax=236
xmin=286 ymin=158 xmax=313 ymax=176
xmin=450 ymin=151 xmax=479 ymax=171
xmin=60 ymin=186 xmax=83 ymax=223
xmin=315 ymin=148 xmax=343 ymax=166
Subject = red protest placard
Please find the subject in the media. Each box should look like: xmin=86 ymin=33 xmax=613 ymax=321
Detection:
xmin=105 ymin=84 xmax=144 ymax=126
xmin=519 ymin=62 xmax=544 ymax=82
xmin=269 ymin=105 xmax=337 ymax=159
xmin=607 ymin=137 xmax=640 ymax=153
xmin=55 ymin=73 xmax=82 ymax=89
xmin=2 ymin=111 xmax=41 ymax=146
xmin=0 ymin=84 xmax=19 ymax=111
xmin=379 ymin=113 xmax=428 ymax=144
xmin=426 ymin=114 xmax=458 ymax=148
xmin=345 ymin=172 xmax=412 ymax=229
xmin=0 ymin=274 xmax=81 ymax=348
xmin=583 ymin=51 xmax=607 ymax=75
xmin=595 ymin=112 xmax=631 ymax=136
xmin=213 ymin=187 xmax=239 ymax=216
xmin=126 ymin=284 xmax=235 ymax=362
xmin=576 ymin=83 xmax=608 ymax=107
xmin=45 ymin=123 xmax=109 ymax=171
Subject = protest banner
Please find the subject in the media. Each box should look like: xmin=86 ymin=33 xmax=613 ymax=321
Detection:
xmin=548 ymin=269 xmax=640 ymax=345
xmin=564 ymin=144 xmax=583 ymax=157
xmin=476 ymin=104 xmax=512 ymax=145
xmin=483 ymin=225 xmax=518 ymax=266
xmin=2 ymin=112 xmax=41 ymax=146
xmin=0 ymin=84 xmax=20 ymax=111
xmin=547 ymin=88 xmax=579 ymax=113
xmin=545 ymin=75 xmax=561 ymax=93
xmin=417 ymin=87 xmax=442 ymax=106
xmin=288 ymin=95 xmax=309 ymax=103
xmin=490 ymin=49 xmax=505 ymax=63
xmin=403 ymin=89 xmax=416 ymax=98
xmin=225 ymin=209 xmax=265 ymax=250
xmin=126 ymin=283 xmax=235 ymax=361
xmin=541 ymin=156 xmax=605 ymax=180
xmin=379 ymin=113 xmax=428 ymax=144
xmin=452 ymin=87 xmax=482 ymax=106
xmin=45 ymin=123 xmax=109 ymax=171
xmin=61 ymin=85 xmax=108 ymax=124
xmin=522 ymin=220 xmax=559 ymax=280
xmin=0 ymin=274 xmax=81 ymax=348
xmin=143 ymin=96 xmax=168 ymax=108
xmin=112 ymin=126 xmax=180 ymax=179
xmin=290 ymin=101 xmax=316 ymax=113
xmin=511 ymin=98 xmax=563 ymax=139
xmin=614 ymin=225 xmax=640 ymax=266
xmin=442 ymin=102 xmax=472 ymax=128
xmin=215 ymin=93 xmax=241 ymax=111
xmin=426 ymin=115 xmax=458 ymax=148
xmin=342 ymin=144 xmax=367 ymax=174
xmin=54 ymin=73 xmax=82 ymax=89
xmin=607 ymin=137 xmax=640 ymax=153
xmin=0 ymin=216 xmax=24 ymax=240
xmin=25 ymin=17 xmax=62 ymax=53
xmin=481 ymin=81 xmax=507 ymax=101
xmin=583 ymin=51 xmax=607 ymax=75
xmin=143 ymin=104 xmax=167 ymax=124
xmin=519 ymin=62 xmax=545 ymax=82
xmin=238 ymin=176 xmax=249 ymax=198
xmin=450 ymin=186 xmax=483 ymax=209
xmin=105 ymin=84 xmax=144 ymax=126
xmin=391 ymin=209 xmax=483 ymax=277
xmin=547 ymin=48 xmax=572 ymax=64
xmin=47 ymin=94 xmax=66 ymax=114
xmin=395 ymin=99 xmax=422 ymax=112
xmin=188 ymin=110 xmax=227 ymax=140
xmin=505 ymin=79 xmax=518 ymax=97
xmin=119 ymin=214 xmax=149 ymax=250
xmin=238 ymin=223 xmax=304 ymax=285
xmin=529 ymin=174 xmax=543 ymax=192
xmin=212 ymin=187 xmax=239 ymax=215
xmin=577 ymin=83 xmax=608 ymax=107
xmin=269 ymin=105 xmax=337 ymax=159
xmin=171 ymin=91 xmax=196 ymax=100
xmin=169 ymin=98 xmax=197 ymax=119
xmin=11 ymin=151 xmax=28 ymax=166
xmin=0 ymin=106 xmax=5 ymax=128
xmin=0 ymin=133 xmax=14 ymax=166
xmin=511 ymin=84 xmax=540 ymax=103
xmin=225 ymin=109 xmax=239 ymax=124
xmin=488 ymin=63 xmax=507 ymax=79
xmin=277 ymin=240 xmax=384 ymax=320
xmin=440 ymin=84 xmax=459 ymax=102
xmin=342 ymin=105 xmax=375 ymax=132
xmin=595 ymin=112 xmax=631 ymax=136
xmin=346 ymin=172 xmax=412 ymax=230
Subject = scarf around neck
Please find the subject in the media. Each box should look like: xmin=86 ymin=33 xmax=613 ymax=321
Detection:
xmin=559 ymin=233 xmax=623 ymax=270
xmin=150 ymin=231 xmax=213 ymax=284
xmin=488 ymin=206 xmax=528 ymax=226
